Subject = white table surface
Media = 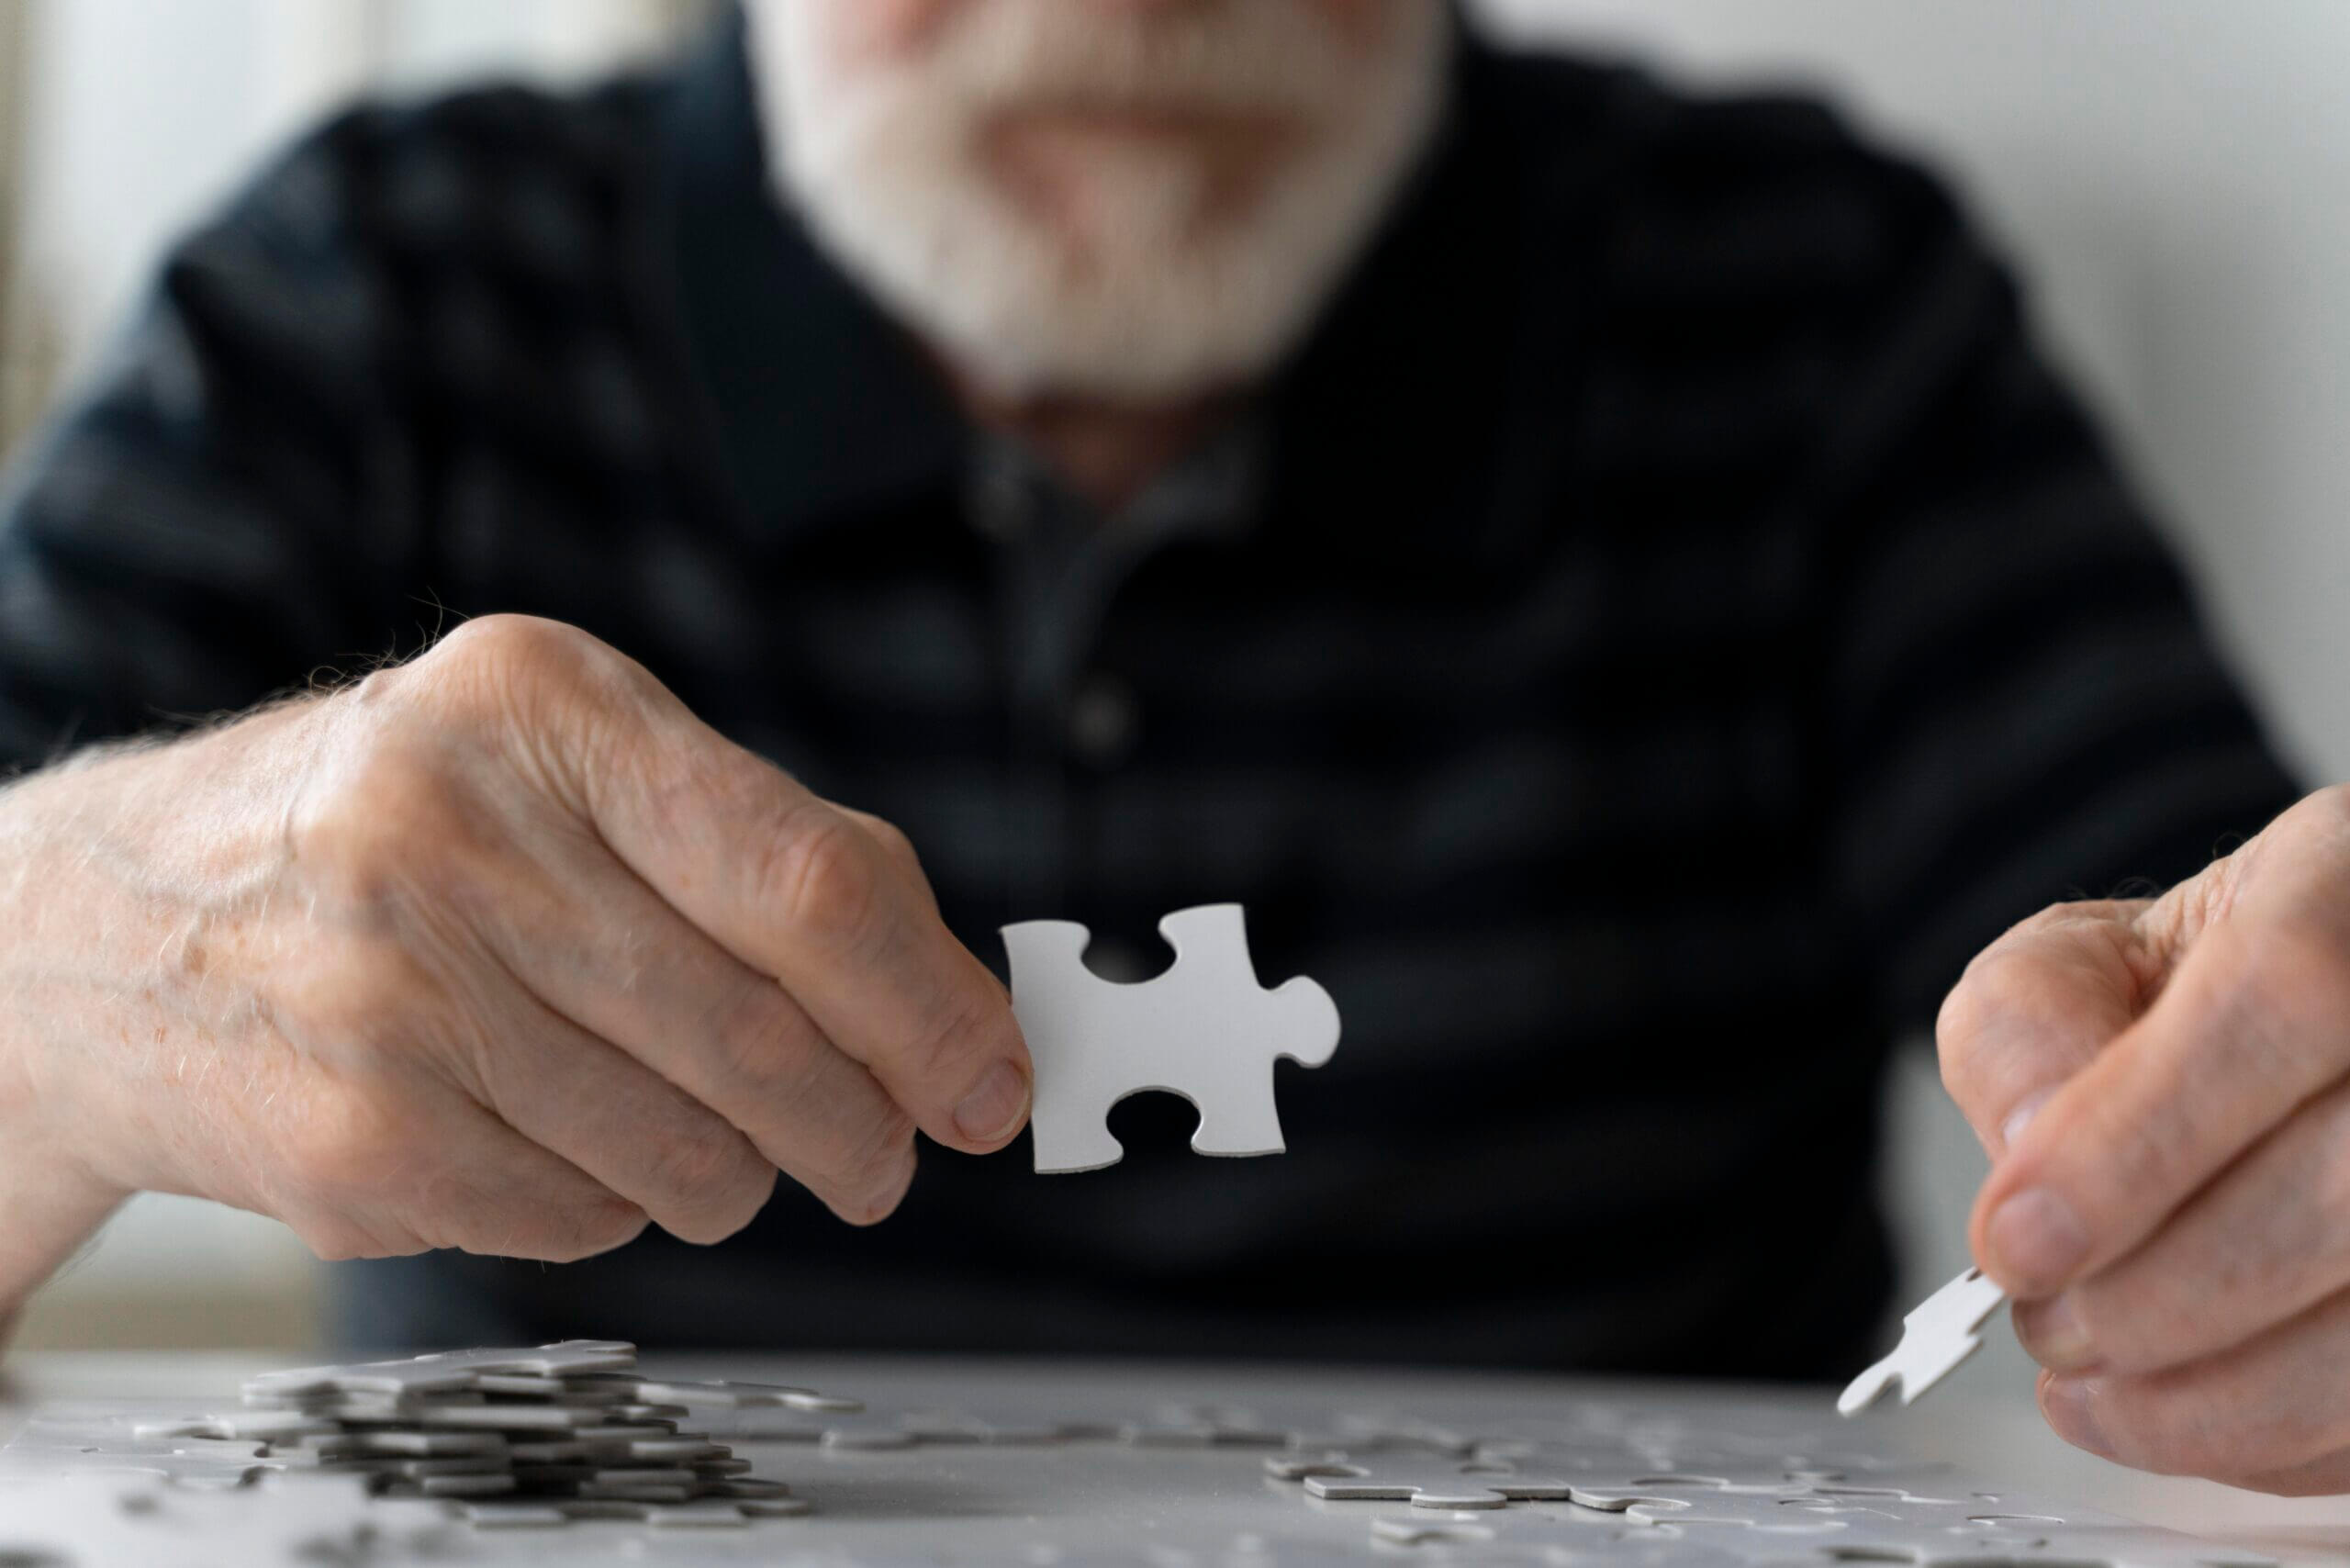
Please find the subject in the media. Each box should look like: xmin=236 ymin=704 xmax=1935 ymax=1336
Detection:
xmin=4 ymin=1352 xmax=2346 ymax=1564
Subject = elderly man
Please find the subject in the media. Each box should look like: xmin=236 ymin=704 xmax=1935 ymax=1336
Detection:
xmin=0 ymin=0 xmax=2338 ymax=1493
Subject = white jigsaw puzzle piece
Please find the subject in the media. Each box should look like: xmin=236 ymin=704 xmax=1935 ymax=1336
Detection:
xmin=242 ymin=1339 xmax=639 ymax=1404
xmin=1003 ymin=904 xmax=1341 ymax=1173
xmin=1839 ymin=1266 xmax=2009 ymax=1416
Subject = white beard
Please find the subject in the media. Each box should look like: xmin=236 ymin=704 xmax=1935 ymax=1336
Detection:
xmin=742 ymin=0 xmax=1450 ymax=401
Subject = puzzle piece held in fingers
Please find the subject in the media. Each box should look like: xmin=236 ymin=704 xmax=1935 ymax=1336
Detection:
xmin=1839 ymin=1267 xmax=2009 ymax=1415
xmin=1003 ymin=904 xmax=1341 ymax=1173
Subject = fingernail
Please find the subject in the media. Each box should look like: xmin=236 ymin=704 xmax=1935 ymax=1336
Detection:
xmin=953 ymin=1059 xmax=1031 ymax=1145
xmin=2042 ymin=1375 xmax=2115 ymax=1459
xmin=1987 ymin=1186 xmax=2090 ymax=1294
xmin=1999 ymin=1089 xmax=2054 ymax=1156
xmin=2018 ymin=1292 xmax=2095 ymax=1371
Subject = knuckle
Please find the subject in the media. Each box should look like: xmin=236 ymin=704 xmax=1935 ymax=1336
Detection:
xmin=839 ymin=1100 xmax=918 ymax=1189
xmin=286 ymin=1207 xmax=419 ymax=1264
xmin=865 ymin=815 xmax=914 ymax=857
xmin=2048 ymin=1280 xmax=2154 ymax=1373
xmin=1935 ymin=963 xmax=2024 ymax=1117
xmin=500 ymin=1193 xmax=653 ymax=1269
xmin=901 ymin=988 xmax=1009 ymax=1089
xmin=538 ymin=1198 xmax=651 ymax=1263
xmin=644 ymin=1132 xmax=774 ymax=1244
xmin=762 ymin=804 xmax=882 ymax=948
xmin=412 ymin=615 xmax=636 ymax=745
xmin=798 ymin=1098 xmax=917 ymax=1220
xmin=290 ymin=749 xmax=465 ymax=899
xmin=819 ymin=1133 xmax=917 ymax=1227
xmin=428 ymin=613 xmax=599 ymax=683
xmin=828 ymin=1181 xmax=910 ymax=1227
xmin=460 ymin=1187 xmax=647 ymax=1264
xmin=294 ymin=1226 xmax=373 ymax=1264
xmin=1936 ymin=944 xmax=2034 ymax=1060
xmin=856 ymin=812 xmax=921 ymax=872
xmin=643 ymin=1125 xmax=736 ymax=1201
xmin=705 ymin=986 xmax=818 ymax=1103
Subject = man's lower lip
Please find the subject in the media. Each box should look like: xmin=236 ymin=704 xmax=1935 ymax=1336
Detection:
xmin=993 ymin=106 xmax=1292 ymax=140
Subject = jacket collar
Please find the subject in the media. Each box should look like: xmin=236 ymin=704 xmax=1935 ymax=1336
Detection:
xmin=654 ymin=6 xmax=967 ymax=541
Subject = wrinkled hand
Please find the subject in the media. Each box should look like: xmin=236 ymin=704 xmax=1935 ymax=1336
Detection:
xmin=0 ymin=615 xmax=1029 ymax=1315
xmin=1939 ymin=786 xmax=2350 ymax=1493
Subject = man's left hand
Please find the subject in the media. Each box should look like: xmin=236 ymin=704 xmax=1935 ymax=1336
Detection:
xmin=1939 ymin=785 xmax=2350 ymax=1494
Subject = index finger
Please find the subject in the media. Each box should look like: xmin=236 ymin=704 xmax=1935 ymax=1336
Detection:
xmin=1971 ymin=909 xmax=2350 ymax=1300
xmin=1937 ymin=901 xmax=2158 ymax=1160
xmin=574 ymin=663 xmax=1030 ymax=1157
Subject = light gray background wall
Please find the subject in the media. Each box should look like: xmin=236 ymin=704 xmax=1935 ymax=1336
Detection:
xmin=11 ymin=3 xmax=2347 ymax=1377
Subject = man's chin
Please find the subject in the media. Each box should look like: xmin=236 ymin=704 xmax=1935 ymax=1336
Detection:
xmin=915 ymin=288 xmax=1303 ymax=404
xmin=810 ymin=194 xmax=1325 ymax=401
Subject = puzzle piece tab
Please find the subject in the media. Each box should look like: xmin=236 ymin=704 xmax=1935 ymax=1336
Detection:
xmin=1003 ymin=904 xmax=1341 ymax=1173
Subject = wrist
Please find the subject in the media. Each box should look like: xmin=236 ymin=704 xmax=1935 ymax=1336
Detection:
xmin=0 ymin=1133 xmax=126 ymax=1323
xmin=0 ymin=711 xmax=320 ymax=1315
xmin=0 ymin=693 xmax=329 ymax=1167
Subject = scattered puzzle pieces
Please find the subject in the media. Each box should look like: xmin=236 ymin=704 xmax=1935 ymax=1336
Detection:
xmin=0 ymin=1354 xmax=2288 ymax=1567
xmin=1268 ymin=1450 xmax=1580 ymax=1510
xmin=1003 ymin=904 xmax=1341 ymax=1172
xmin=1369 ymin=1509 xmax=1752 ymax=1567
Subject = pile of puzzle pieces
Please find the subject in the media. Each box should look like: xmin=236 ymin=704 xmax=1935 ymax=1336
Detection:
xmin=0 ymin=1345 xmax=2287 ymax=1567
xmin=0 ymin=1339 xmax=849 ymax=1529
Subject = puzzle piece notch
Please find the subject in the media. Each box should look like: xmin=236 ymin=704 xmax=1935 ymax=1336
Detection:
xmin=1839 ymin=1268 xmax=2009 ymax=1416
xmin=1004 ymin=904 xmax=1341 ymax=1173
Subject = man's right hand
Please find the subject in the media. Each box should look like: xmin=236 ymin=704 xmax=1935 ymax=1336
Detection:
xmin=0 ymin=614 xmax=1031 ymax=1318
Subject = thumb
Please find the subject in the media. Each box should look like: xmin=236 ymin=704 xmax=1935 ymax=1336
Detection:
xmin=1935 ymin=898 xmax=2172 ymax=1161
